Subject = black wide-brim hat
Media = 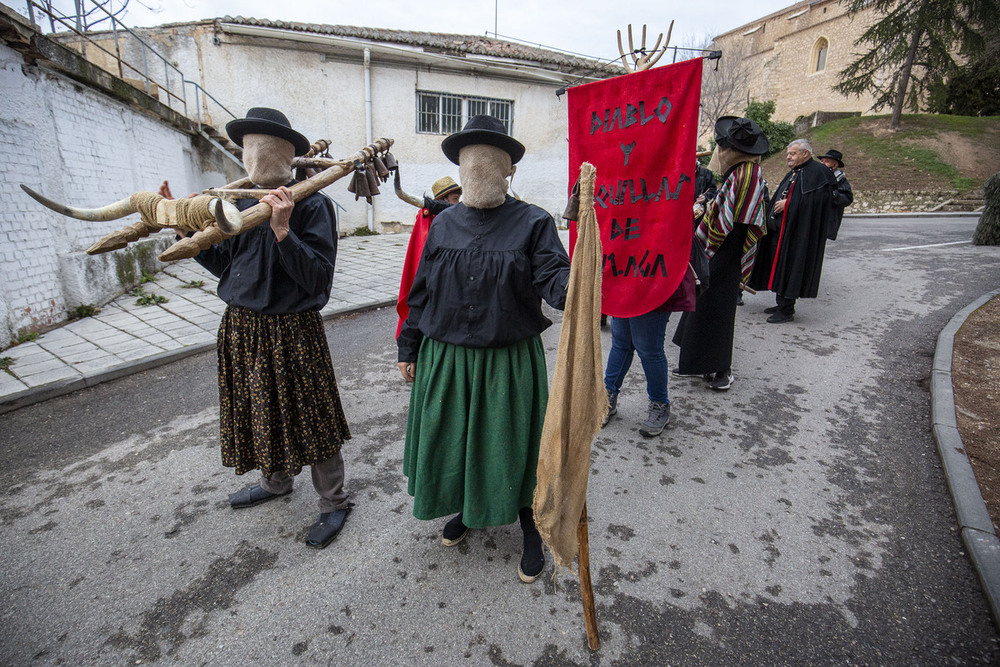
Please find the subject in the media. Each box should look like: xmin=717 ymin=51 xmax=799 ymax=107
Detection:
xmin=226 ymin=107 xmax=311 ymax=156
xmin=818 ymin=149 xmax=845 ymax=168
xmin=714 ymin=116 xmax=770 ymax=156
xmin=441 ymin=115 xmax=525 ymax=165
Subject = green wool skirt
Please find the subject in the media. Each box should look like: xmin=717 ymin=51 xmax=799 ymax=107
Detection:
xmin=217 ymin=306 xmax=351 ymax=478
xmin=403 ymin=336 xmax=548 ymax=528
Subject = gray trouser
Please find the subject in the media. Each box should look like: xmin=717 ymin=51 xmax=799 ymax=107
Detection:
xmin=259 ymin=451 xmax=350 ymax=513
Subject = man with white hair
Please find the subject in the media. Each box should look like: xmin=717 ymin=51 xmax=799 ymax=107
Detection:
xmin=748 ymin=138 xmax=837 ymax=323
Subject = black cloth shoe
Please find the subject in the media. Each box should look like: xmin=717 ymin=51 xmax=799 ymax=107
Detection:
xmin=228 ymin=484 xmax=291 ymax=509
xmin=766 ymin=312 xmax=795 ymax=324
xmin=518 ymin=507 xmax=545 ymax=582
xmin=305 ymin=507 xmax=352 ymax=549
xmin=763 ymin=305 xmax=780 ymax=314
xmin=442 ymin=513 xmax=469 ymax=546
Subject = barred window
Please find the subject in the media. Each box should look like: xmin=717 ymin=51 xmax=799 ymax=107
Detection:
xmin=416 ymin=91 xmax=514 ymax=134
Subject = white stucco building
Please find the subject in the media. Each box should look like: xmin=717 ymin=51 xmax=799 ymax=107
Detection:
xmin=73 ymin=17 xmax=617 ymax=232
xmin=0 ymin=5 xmax=614 ymax=343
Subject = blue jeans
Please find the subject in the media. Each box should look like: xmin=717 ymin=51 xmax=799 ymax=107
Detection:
xmin=604 ymin=311 xmax=671 ymax=404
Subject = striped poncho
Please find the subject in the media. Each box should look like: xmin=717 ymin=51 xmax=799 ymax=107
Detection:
xmin=695 ymin=160 xmax=768 ymax=282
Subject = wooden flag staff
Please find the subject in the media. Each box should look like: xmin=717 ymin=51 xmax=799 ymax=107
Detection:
xmin=578 ymin=503 xmax=600 ymax=650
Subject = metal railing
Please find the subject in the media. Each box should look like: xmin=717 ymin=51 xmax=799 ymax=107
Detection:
xmin=26 ymin=2 xmax=239 ymax=158
xmin=185 ymin=80 xmax=237 ymax=129
xmin=24 ymin=0 xmax=348 ymax=215
xmin=28 ymin=0 xmax=189 ymax=117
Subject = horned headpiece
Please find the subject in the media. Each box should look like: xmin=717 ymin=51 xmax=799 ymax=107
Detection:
xmin=21 ymin=136 xmax=396 ymax=262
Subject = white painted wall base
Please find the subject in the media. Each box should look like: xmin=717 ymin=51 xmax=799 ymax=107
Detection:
xmin=58 ymin=234 xmax=176 ymax=310
xmin=0 ymin=38 xmax=233 ymax=345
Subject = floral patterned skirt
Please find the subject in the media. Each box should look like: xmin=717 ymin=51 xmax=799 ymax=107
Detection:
xmin=217 ymin=306 xmax=350 ymax=477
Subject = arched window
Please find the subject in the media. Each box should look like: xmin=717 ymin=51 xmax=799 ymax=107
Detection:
xmin=813 ymin=37 xmax=829 ymax=72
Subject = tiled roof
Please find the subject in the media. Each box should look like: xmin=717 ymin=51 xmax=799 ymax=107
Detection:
xmin=215 ymin=16 xmax=620 ymax=75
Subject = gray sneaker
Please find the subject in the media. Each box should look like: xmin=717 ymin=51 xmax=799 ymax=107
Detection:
xmin=638 ymin=400 xmax=671 ymax=437
xmin=709 ymin=372 xmax=734 ymax=391
xmin=602 ymin=391 xmax=618 ymax=427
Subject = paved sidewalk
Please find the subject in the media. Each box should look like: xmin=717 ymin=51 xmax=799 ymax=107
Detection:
xmin=0 ymin=233 xmax=410 ymax=414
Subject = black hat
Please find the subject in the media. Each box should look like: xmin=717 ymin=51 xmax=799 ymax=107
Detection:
xmin=226 ymin=107 xmax=311 ymax=156
xmin=818 ymin=149 xmax=845 ymax=168
xmin=441 ymin=115 xmax=525 ymax=165
xmin=714 ymin=116 xmax=769 ymax=156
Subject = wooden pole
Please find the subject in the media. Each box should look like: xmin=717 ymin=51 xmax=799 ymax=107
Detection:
xmin=577 ymin=502 xmax=600 ymax=651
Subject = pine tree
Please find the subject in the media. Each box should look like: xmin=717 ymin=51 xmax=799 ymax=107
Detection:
xmin=743 ymin=100 xmax=795 ymax=160
xmin=834 ymin=0 xmax=995 ymax=130
xmin=973 ymin=172 xmax=1000 ymax=246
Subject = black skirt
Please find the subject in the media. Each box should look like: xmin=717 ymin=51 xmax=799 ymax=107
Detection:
xmin=672 ymin=225 xmax=749 ymax=375
xmin=217 ymin=306 xmax=351 ymax=477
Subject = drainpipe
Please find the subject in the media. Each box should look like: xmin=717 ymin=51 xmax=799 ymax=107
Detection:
xmin=364 ymin=47 xmax=374 ymax=233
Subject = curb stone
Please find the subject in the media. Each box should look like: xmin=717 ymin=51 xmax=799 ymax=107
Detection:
xmin=846 ymin=212 xmax=981 ymax=219
xmin=0 ymin=299 xmax=395 ymax=416
xmin=931 ymin=287 xmax=1000 ymax=631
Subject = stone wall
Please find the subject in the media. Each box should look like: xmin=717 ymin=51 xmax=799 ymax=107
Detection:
xmin=710 ymin=0 xmax=880 ymax=124
xmin=794 ymin=111 xmax=862 ymax=135
xmin=0 ymin=16 xmax=237 ymax=348
xmin=852 ymin=191 xmax=960 ymax=214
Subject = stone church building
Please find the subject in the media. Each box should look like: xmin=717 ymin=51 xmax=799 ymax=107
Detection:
xmin=709 ymin=0 xmax=880 ymax=126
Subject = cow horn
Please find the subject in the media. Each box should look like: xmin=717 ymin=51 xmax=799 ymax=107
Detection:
xmin=393 ymin=170 xmax=423 ymax=208
xmin=212 ymin=198 xmax=244 ymax=235
xmin=21 ymin=184 xmax=136 ymax=221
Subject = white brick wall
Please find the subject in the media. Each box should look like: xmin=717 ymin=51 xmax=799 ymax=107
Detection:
xmin=0 ymin=41 xmax=228 ymax=346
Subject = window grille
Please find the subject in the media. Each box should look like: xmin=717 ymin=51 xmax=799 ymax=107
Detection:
xmin=416 ymin=91 xmax=514 ymax=135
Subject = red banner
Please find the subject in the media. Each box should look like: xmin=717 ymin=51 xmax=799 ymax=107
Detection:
xmin=568 ymin=58 xmax=702 ymax=318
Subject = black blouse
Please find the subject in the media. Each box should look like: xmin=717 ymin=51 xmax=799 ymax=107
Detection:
xmin=397 ymin=196 xmax=570 ymax=362
xmin=193 ymin=191 xmax=338 ymax=315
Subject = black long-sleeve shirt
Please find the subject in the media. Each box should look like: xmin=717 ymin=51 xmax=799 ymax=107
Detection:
xmin=193 ymin=190 xmax=338 ymax=314
xmin=694 ymin=164 xmax=718 ymax=203
xmin=397 ymin=196 xmax=570 ymax=362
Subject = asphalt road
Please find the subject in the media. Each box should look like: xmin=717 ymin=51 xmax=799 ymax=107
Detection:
xmin=2 ymin=215 xmax=999 ymax=665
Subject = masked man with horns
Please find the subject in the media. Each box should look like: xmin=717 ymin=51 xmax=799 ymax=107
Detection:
xmin=397 ymin=116 xmax=570 ymax=583
xmin=192 ymin=108 xmax=353 ymax=549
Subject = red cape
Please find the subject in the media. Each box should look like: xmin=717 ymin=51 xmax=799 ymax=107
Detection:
xmin=396 ymin=208 xmax=434 ymax=338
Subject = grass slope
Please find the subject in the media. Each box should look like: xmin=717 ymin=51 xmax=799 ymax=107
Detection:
xmin=760 ymin=114 xmax=1000 ymax=194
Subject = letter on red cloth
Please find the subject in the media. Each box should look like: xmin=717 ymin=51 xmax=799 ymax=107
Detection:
xmin=567 ymin=58 xmax=702 ymax=318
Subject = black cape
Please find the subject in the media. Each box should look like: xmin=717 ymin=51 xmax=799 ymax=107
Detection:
xmin=672 ymin=224 xmax=749 ymax=375
xmin=694 ymin=164 xmax=718 ymax=202
xmin=747 ymin=159 xmax=836 ymax=299
xmin=827 ymin=171 xmax=853 ymax=240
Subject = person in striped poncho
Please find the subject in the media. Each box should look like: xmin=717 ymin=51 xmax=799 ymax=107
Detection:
xmin=672 ymin=116 xmax=769 ymax=391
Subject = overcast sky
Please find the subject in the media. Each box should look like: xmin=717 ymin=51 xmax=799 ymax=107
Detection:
xmin=25 ymin=0 xmax=795 ymax=63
